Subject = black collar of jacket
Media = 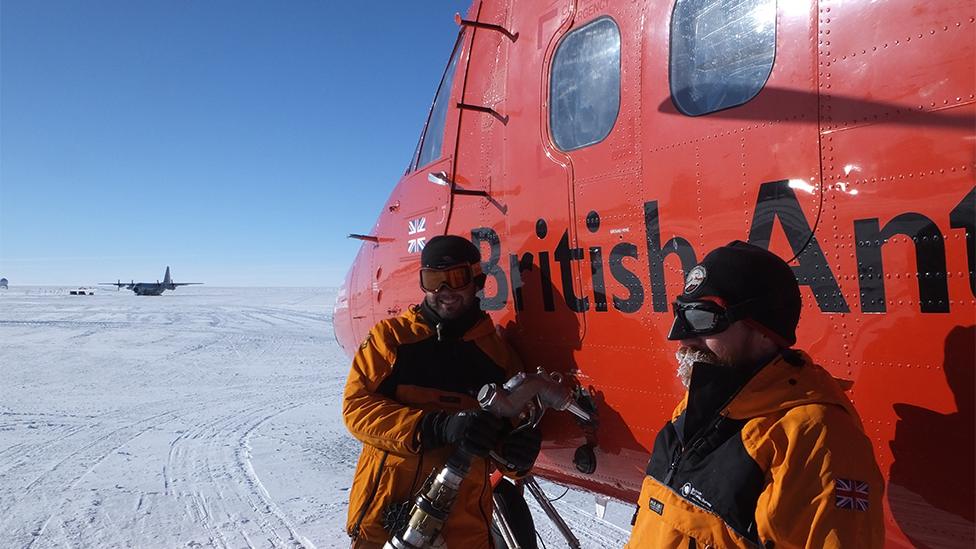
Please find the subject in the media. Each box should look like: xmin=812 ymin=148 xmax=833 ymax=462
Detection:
xmin=418 ymin=298 xmax=486 ymax=341
xmin=681 ymin=350 xmax=784 ymax=443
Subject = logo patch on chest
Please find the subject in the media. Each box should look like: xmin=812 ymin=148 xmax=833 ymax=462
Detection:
xmin=648 ymin=497 xmax=664 ymax=515
xmin=680 ymin=482 xmax=713 ymax=509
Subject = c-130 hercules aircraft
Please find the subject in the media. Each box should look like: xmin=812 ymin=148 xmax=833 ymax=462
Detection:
xmin=335 ymin=0 xmax=975 ymax=546
xmin=101 ymin=266 xmax=202 ymax=296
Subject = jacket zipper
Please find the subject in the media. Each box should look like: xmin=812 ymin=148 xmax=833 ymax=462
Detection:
xmin=664 ymin=413 xmax=727 ymax=485
xmin=662 ymin=358 xmax=772 ymax=486
xmin=351 ymin=450 xmax=389 ymax=539
xmin=660 ymin=384 xmax=766 ymax=549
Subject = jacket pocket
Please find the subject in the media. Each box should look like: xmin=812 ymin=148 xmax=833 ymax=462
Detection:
xmin=348 ymin=446 xmax=389 ymax=538
xmin=350 ymin=446 xmax=424 ymax=541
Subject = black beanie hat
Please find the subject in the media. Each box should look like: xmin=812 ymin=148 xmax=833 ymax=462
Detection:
xmin=421 ymin=235 xmax=481 ymax=269
xmin=676 ymin=240 xmax=802 ymax=346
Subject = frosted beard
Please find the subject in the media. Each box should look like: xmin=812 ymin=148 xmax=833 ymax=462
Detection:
xmin=675 ymin=346 xmax=724 ymax=388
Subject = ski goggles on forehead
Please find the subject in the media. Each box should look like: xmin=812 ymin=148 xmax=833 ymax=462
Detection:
xmin=419 ymin=263 xmax=482 ymax=292
xmin=667 ymin=299 xmax=754 ymax=340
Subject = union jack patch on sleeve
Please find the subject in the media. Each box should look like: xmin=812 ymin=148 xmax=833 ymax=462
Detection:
xmin=835 ymin=478 xmax=870 ymax=511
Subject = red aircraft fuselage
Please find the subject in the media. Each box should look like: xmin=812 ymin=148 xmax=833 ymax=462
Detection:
xmin=335 ymin=0 xmax=975 ymax=546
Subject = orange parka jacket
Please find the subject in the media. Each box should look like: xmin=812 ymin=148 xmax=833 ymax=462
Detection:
xmin=627 ymin=351 xmax=885 ymax=548
xmin=343 ymin=304 xmax=523 ymax=547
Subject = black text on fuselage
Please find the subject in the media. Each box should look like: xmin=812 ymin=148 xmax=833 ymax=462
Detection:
xmin=471 ymin=181 xmax=975 ymax=316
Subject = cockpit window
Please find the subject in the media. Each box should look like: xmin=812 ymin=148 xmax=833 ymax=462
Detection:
xmin=549 ymin=17 xmax=621 ymax=152
xmin=412 ymin=30 xmax=465 ymax=171
xmin=670 ymin=0 xmax=776 ymax=116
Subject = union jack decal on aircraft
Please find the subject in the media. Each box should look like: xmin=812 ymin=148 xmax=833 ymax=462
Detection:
xmin=407 ymin=237 xmax=427 ymax=254
xmin=408 ymin=217 xmax=427 ymax=235
xmin=407 ymin=217 xmax=427 ymax=253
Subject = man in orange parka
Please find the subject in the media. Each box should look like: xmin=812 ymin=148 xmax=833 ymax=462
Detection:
xmin=627 ymin=241 xmax=885 ymax=548
xmin=343 ymin=235 xmax=541 ymax=549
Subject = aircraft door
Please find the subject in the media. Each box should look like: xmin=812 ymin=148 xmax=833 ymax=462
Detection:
xmin=550 ymin=3 xmax=645 ymax=347
xmin=543 ymin=0 xmax=656 ymax=496
xmin=371 ymin=30 xmax=468 ymax=320
xmin=493 ymin=0 xmax=587 ymax=361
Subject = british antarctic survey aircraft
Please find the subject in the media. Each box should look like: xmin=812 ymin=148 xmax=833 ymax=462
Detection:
xmin=334 ymin=0 xmax=975 ymax=546
xmin=101 ymin=266 xmax=202 ymax=296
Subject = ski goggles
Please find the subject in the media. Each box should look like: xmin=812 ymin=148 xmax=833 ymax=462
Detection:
xmin=667 ymin=299 xmax=754 ymax=340
xmin=419 ymin=263 xmax=482 ymax=292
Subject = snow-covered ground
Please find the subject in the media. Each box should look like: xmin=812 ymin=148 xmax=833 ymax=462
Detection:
xmin=0 ymin=287 xmax=631 ymax=548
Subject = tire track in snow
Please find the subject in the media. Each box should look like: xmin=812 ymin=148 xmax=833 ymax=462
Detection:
xmin=0 ymin=406 xmax=182 ymax=547
xmin=0 ymin=288 xmax=365 ymax=547
xmin=164 ymin=387 xmax=320 ymax=548
xmin=0 ymin=393 xmax=235 ymax=547
xmin=0 ymin=320 xmax=133 ymax=329
xmin=0 ymin=415 xmax=95 ymax=477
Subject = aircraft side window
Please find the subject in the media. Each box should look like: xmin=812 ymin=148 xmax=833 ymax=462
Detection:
xmin=550 ymin=17 xmax=621 ymax=152
xmin=408 ymin=136 xmax=422 ymax=175
xmin=670 ymin=0 xmax=776 ymax=116
xmin=412 ymin=30 xmax=465 ymax=172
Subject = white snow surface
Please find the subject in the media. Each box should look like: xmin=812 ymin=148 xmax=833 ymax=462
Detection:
xmin=0 ymin=287 xmax=632 ymax=548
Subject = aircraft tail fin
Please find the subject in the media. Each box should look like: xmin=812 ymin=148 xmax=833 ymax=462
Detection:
xmin=163 ymin=266 xmax=172 ymax=285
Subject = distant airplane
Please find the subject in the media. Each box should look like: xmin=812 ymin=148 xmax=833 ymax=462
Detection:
xmin=100 ymin=266 xmax=202 ymax=295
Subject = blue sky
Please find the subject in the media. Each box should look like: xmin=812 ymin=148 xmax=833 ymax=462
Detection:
xmin=0 ymin=0 xmax=470 ymax=286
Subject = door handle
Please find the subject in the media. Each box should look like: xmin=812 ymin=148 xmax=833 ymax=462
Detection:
xmin=428 ymin=171 xmax=451 ymax=186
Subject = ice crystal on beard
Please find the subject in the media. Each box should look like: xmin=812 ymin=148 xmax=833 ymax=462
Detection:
xmin=674 ymin=347 xmax=719 ymax=388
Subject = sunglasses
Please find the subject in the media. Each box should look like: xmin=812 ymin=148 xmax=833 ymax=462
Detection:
xmin=419 ymin=263 xmax=482 ymax=292
xmin=667 ymin=299 xmax=754 ymax=340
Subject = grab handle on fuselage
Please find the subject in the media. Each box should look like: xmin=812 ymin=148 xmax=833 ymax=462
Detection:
xmin=427 ymin=171 xmax=451 ymax=186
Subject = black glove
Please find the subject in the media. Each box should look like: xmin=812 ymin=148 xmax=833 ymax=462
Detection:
xmin=499 ymin=427 xmax=542 ymax=473
xmin=419 ymin=410 xmax=503 ymax=457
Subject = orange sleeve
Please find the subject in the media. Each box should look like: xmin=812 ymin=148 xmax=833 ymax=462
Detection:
xmin=753 ymin=404 xmax=885 ymax=549
xmin=342 ymin=321 xmax=426 ymax=457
